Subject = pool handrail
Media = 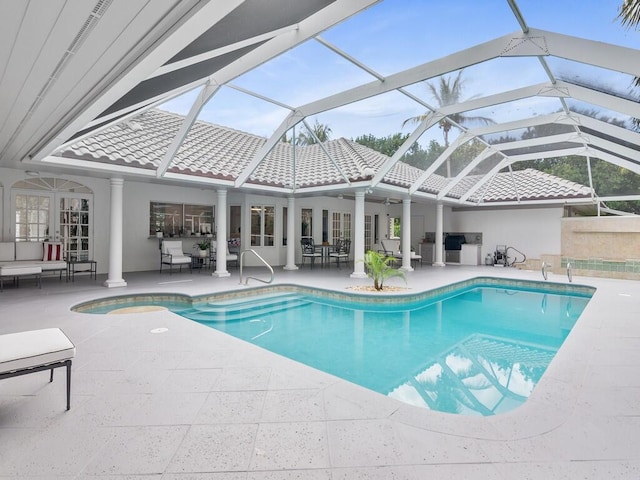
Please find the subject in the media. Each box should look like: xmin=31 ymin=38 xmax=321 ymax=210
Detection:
xmin=239 ymin=249 xmax=274 ymax=285
xmin=541 ymin=261 xmax=549 ymax=280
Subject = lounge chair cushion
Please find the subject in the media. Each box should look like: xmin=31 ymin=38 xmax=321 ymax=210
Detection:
xmin=0 ymin=243 xmax=15 ymax=262
xmin=15 ymin=242 xmax=44 ymax=261
xmin=0 ymin=328 xmax=75 ymax=374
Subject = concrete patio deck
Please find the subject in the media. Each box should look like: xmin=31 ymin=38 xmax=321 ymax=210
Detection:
xmin=0 ymin=264 xmax=639 ymax=479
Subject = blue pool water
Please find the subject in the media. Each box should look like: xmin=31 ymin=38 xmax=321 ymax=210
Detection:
xmin=74 ymin=279 xmax=592 ymax=416
xmin=175 ymin=283 xmax=591 ymax=416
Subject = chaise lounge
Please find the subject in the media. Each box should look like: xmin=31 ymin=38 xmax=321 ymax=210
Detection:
xmin=0 ymin=328 xmax=76 ymax=410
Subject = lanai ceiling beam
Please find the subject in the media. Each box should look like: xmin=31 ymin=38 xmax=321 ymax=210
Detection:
xmin=235 ymin=110 xmax=305 ymax=187
xmin=156 ymin=81 xmax=222 ymax=178
xmin=29 ymin=0 xmax=241 ymax=163
xmin=370 ymin=113 xmax=442 ymax=187
xmin=436 ymin=148 xmax=496 ymax=200
xmin=407 ymin=132 xmax=473 ymax=194
xmin=301 ymin=118 xmax=352 ymax=186
xmin=46 ymin=0 xmax=377 ymax=167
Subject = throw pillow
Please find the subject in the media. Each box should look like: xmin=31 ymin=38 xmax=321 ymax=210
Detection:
xmin=43 ymin=242 xmax=63 ymax=261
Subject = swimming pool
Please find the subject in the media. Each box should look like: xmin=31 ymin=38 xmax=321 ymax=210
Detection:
xmin=74 ymin=277 xmax=593 ymax=416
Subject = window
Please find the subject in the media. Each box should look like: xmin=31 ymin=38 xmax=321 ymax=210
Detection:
xmin=229 ymin=205 xmax=241 ymax=240
xmin=365 ymin=214 xmax=372 ymax=252
xmin=282 ymin=206 xmax=288 ymax=246
xmin=149 ymin=202 xmax=213 ymax=237
xmin=374 ymin=214 xmax=379 ymax=243
xmin=251 ymin=205 xmax=275 ymax=246
xmin=301 ymin=208 xmax=312 ymax=237
xmin=322 ymin=209 xmax=329 ymax=243
xmin=15 ymin=194 xmax=50 ymax=241
xmin=388 ymin=216 xmax=401 ymax=239
xmin=184 ymin=204 xmax=214 ymax=236
xmin=332 ymin=211 xmax=351 ymax=244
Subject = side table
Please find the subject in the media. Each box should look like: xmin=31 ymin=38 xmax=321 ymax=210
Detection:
xmin=67 ymin=258 xmax=97 ymax=282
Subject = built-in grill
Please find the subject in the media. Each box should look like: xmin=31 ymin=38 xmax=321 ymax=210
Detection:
xmin=444 ymin=235 xmax=466 ymax=263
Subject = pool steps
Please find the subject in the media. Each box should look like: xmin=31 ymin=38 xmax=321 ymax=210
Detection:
xmin=181 ymin=293 xmax=310 ymax=322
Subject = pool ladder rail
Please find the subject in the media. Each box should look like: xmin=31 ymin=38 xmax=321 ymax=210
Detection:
xmin=541 ymin=261 xmax=573 ymax=282
xmin=239 ymin=249 xmax=274 ymax=285
xmin=541 ymin=262 xmax=550 ymax=280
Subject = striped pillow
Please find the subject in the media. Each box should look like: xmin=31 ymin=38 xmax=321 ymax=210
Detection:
xmin=43 ymin=242 xmax=64 ymax=261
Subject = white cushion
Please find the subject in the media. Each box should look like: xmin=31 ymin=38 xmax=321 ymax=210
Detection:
xmin=161 ymin=241 xmax=183 ymax=254
xmin=169 ymin=256 xmax=191 ymax=264
xmin=40 ymin=261 xmax=67 ymax=271
xmin=15 ymin=242 xmax=43 ymax=261
xmin=0 ymin=265 xmax=42 ymax=276
xmin=0 ymin=328 xmax=75 ymax=374
xmin=167 ymin=246 xmax=185 ymax=257
xmin=0 ymin=243 xmax=15 ymax=262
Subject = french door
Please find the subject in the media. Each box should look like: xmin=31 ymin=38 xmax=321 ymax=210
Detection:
xmin=331 ymin=211 xmax=352 ymax=244
xmin=13 ymin=189 xmax=93 ymax=259
xmin=364 ymin=214 xmax=372 ymax=252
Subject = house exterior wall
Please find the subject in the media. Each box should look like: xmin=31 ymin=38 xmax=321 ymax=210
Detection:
xmin=0 ymin=167 xmax=110 ymax=273
xmin=448 ymin=206 xmax=564 ymax=262
xmin=0 ymin=167 xmax=564 ymax=274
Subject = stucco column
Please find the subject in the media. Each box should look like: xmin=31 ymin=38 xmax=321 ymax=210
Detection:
xmin=104 ymin=177 xmax=127 ymax=288
xmin=284 ymin=196 xmax=298 ymax=270
xmin=400 ymin=197 xmax=413 ymax=272
xmin=434 ymin=202 xmax=445 ymax=267
xmin=213 ymin=188 xmax=230 ymax=277
xmin=350 ymin=190 xmax=367 ymax=278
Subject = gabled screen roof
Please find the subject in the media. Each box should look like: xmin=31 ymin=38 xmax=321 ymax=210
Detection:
xmin=17 ymin=0 xmax=639 ymax=210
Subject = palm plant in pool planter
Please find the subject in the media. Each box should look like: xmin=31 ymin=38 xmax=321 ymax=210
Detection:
xmin=362 ymin=250 xmax=406 ymax=291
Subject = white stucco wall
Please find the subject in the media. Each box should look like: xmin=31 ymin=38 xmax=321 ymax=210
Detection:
xmin=0 ymin=166 xmax=563 ymax=274
xmin=122 ymin=180 xmax=219 ymax=273
xmin=448 ymin=206 xmax=563 ymax=261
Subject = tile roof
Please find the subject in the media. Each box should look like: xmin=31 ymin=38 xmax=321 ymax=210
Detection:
xmin=56 ymin=109 xmax=592 ymax=203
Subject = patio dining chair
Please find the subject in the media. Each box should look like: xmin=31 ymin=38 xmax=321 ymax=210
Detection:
xmin=300 ymin=237 xmax=322 ymax=269
xmin=329 ymin=238 xmax=351 ymax=269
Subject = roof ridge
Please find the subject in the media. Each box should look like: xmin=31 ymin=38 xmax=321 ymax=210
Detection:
xmin=337 ymin=138 xmax=376 ymax=177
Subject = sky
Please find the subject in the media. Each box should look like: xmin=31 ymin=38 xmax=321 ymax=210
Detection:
xmin=159 ymin=0 xmax=637 ymax=148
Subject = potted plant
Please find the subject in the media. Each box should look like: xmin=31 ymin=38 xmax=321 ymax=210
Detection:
xmin=194 ymin=240 xmax=210 ymax=258
xmin=362 ymin=250 xmax=406 ymax=291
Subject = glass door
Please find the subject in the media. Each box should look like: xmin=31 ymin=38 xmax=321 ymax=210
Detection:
xmin=364 ymin=214 xmax=372 ymax=252
xmin=331 ymin=212 xmax=352 ymax=243
xmin=59 ymin=196 xmax=92 ymax=260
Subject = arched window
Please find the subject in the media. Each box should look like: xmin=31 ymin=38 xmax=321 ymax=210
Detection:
xmin=12 ymin=177 xmax=93 ymax=260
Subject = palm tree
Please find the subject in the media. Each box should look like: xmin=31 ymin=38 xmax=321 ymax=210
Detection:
xmin=403 ymin=70 xmax=493 ymax=176
xmin=618 ymin=0 xmax=640 ymax=130
xmin=618 ymin=0 xmax=640 ymax=32
xmin=296 ymin=119 xmax=332 ymax=146
xmin=362 ymin=250 xmax=406 ymax=291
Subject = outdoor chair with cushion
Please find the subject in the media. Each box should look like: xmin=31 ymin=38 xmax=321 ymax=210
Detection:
xmin=209 ymin=242 xmax=239 ymax=269
xmin=0 ymin=328 xmax=76 ymax=410
xmin=160 ymin=240 xmax=192 ymax=274
xmin=300 ymin=237 xmax=322 ymax=269
xmin=226 ymin=242 xmax=239 ymax=268
xmin=380 ymin=239 xmax=401 ymax=266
